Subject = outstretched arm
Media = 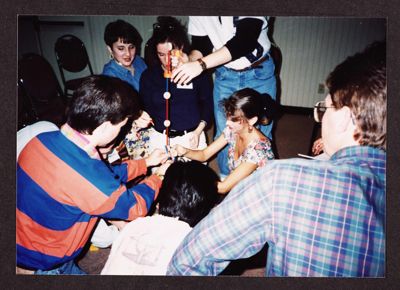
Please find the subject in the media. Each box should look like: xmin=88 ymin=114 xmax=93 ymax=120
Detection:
xmin=172 ymin=47 xmax=232 ymax=86
xmin=173 ymin=134 xmax=227 ymax=162
xmin=172 ymin=18 xmax=264 ymax=85
xmin=217 ymin=162 xmax=258 ymax=194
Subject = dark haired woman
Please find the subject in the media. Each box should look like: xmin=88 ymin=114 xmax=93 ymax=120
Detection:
xmin=102 ymin=19 xmax=152 ymax=160
xmin=102 ymin=19 xmax=147 ymax=91
xmin=140 ymin=16 xmax=213 ymax=155
xmin=101 ymin=161 xmax=219 ymax=275
xmin=173 ymin=88 xmax=275 ymax=194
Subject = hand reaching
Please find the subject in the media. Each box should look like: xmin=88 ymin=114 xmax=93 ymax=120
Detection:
xmin=154 ymin=160 xmax=173 ymax=177
xmin=170 ymin=49 xmax=189 ymax=69
xmin=171 ymin=144 xmax=188 ymax=158
xmin=312 ymin=138 xmax=324 ymax=156
xmin=188 ymin=132 xmax=200 ymax=149
xmin=145 ymin=148 xmax=168 ymax=167
xmin=133 ymin=111 xmax=153 ymax=129
xmin=171 ymin=61 xmax=203 ymax=85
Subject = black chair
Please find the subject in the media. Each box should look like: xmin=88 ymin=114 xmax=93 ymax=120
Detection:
xmin=54 ymin=34 xmax=94 ymax=96
xmin=18 ymin=53 xmax=67 ymax=127
xmin=17 ymin=82 xmax=39 ymax=130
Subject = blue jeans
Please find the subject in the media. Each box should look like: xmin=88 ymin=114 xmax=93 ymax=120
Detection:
xmin=35 ymin=260 xmax=86 ymax=275
xmin=213 ymin=56 xmax=277 ymax=176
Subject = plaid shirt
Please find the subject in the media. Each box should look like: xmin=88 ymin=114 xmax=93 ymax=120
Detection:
xmin=167 ymin=146 xmax=386 ymax=277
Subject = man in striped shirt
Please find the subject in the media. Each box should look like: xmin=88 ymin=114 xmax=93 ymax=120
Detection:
xmin=17 ymin=75 xmax=170 ymax=274
xmin=167 ymin=41 xmax=386 ymax=277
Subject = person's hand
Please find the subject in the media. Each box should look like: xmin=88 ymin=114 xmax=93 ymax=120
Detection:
xmin=171 ymin=61 xmax=203 ymax=85
xmin=179 ymin=51 xmax=189 ymax=64
xmin=188 ymin=131 xmax=200 ymax=149
xmin=312 ymin=138 xmax=324 ymax=156
xmin=170 ymin=49 xmax=189 ymax=69
xmin=145 ymin=148 xmax=168 ymax=167
xmin=171 ymin=144 xmax=188 ymax=158
xmin=154 ymin=160 xmax=173 ymax=177
xmin=133 ymin=111 xmax=153 ymax=129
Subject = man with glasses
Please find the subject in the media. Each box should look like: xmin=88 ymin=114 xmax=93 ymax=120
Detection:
xmin=167 ymin=41 xmax=386 ymax=277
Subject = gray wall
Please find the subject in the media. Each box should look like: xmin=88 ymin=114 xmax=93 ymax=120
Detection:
xmin=273 ymin=17 xmax=385 ymax=107
xmin=18 ymin=16 xmax=386 ymax=108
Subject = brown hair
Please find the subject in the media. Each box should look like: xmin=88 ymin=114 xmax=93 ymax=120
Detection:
xmin=221 ymin=88 xmax=265 ymax=122
xmin=67 ymin=75 xmax=141 ymax=134
xmin=326 ymin=41 xmax=386 ymax=149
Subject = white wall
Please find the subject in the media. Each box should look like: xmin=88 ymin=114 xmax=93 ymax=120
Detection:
xmin=18 ymin=16 xmax=386 ymax=108
xmin=273 ymin=17 xmax=386 ymax=107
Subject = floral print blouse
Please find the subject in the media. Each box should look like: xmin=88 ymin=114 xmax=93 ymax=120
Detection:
xmin=124 ymin=127 xmax=151 ymax=160
xmin=223 ymin=127 xmax=275 ymax=172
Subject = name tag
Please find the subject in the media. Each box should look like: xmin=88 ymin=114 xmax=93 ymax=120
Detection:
xmin=177 ymin=82 xmax=193 ymax=89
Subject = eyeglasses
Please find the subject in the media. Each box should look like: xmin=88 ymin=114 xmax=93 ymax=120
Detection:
xmin=314 ymin=101 xmax=335 ymax=123
xmin=153 ymin=23 xmax=175 ymax=31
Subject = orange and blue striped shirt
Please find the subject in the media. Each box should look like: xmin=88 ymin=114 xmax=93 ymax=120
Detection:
xmin=17 ymin=124 xmax=162 ymax=270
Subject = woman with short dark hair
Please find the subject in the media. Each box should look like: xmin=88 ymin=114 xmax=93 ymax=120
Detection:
xmin=102 ymin=19 xmax=146 ymax=92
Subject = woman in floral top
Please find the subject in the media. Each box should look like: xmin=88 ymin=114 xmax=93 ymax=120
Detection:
xmin=173 ymin=88 xmax=275 ymax=194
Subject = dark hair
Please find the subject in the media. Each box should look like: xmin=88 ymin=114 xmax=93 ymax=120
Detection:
xmin=327 ymin=41 xmax=386 ymax=149
xmin=145 ymin=16 xmax=190 ymax=67
xmin=221 ymin=88 xmax=277 ymax=124
xmin=157 ymin=161 xmax=219 ymax=227
xmin=104 ymin=19 xmax=143 ymax=50
xmin=67 ymin=75 xmax=141 ymax=134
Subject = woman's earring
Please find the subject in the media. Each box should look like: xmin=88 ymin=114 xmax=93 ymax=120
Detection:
xmin=248 ymin=125 xmax=253 ymax=133
xmin=109 ymin=53 xmax=114 ymax=60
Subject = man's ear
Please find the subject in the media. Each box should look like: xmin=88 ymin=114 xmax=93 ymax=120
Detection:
xmin=92 ymin=121 xmax=111 ymax=137
xmin=248 ymin=116 xmax=258 ymax=126
xmin=336 ymin=106 xmax=354 ymax=133
xmin=107 ymin=45 xmax=113 ymax=55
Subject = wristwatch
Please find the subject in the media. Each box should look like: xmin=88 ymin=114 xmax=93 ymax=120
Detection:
xmin=197 ymin=58 xmax=207 ymax=71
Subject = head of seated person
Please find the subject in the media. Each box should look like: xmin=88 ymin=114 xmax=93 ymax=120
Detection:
xmin=104 ymin=19 xmax=143 ymax=68
xmin=322 ymin=41 xmax=386 ymax=155
xmin=67 ymin=75 xmax=142 ymax=150
xmin=221 ymin=87 xmax=273 ymax=136
xmin=157 ymin=160 xmax=219 ymax=227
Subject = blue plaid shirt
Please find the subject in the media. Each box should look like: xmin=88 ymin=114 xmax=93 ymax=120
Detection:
xmin=167 ymin=146 xmax=386 ymax=277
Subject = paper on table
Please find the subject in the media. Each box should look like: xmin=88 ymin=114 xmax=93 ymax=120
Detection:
xmin=297 ymin=153 xmax=329 ymax=160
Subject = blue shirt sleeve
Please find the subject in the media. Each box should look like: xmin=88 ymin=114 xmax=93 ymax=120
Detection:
xmin=102 ymin=61 xmax=116 ymax=77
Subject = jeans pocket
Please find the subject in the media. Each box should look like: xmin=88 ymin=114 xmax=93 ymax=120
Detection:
xmin=215 ymin=67 xmax=228 ymax=81
xmin=252 ymin=59 xmax=275 ymax=80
